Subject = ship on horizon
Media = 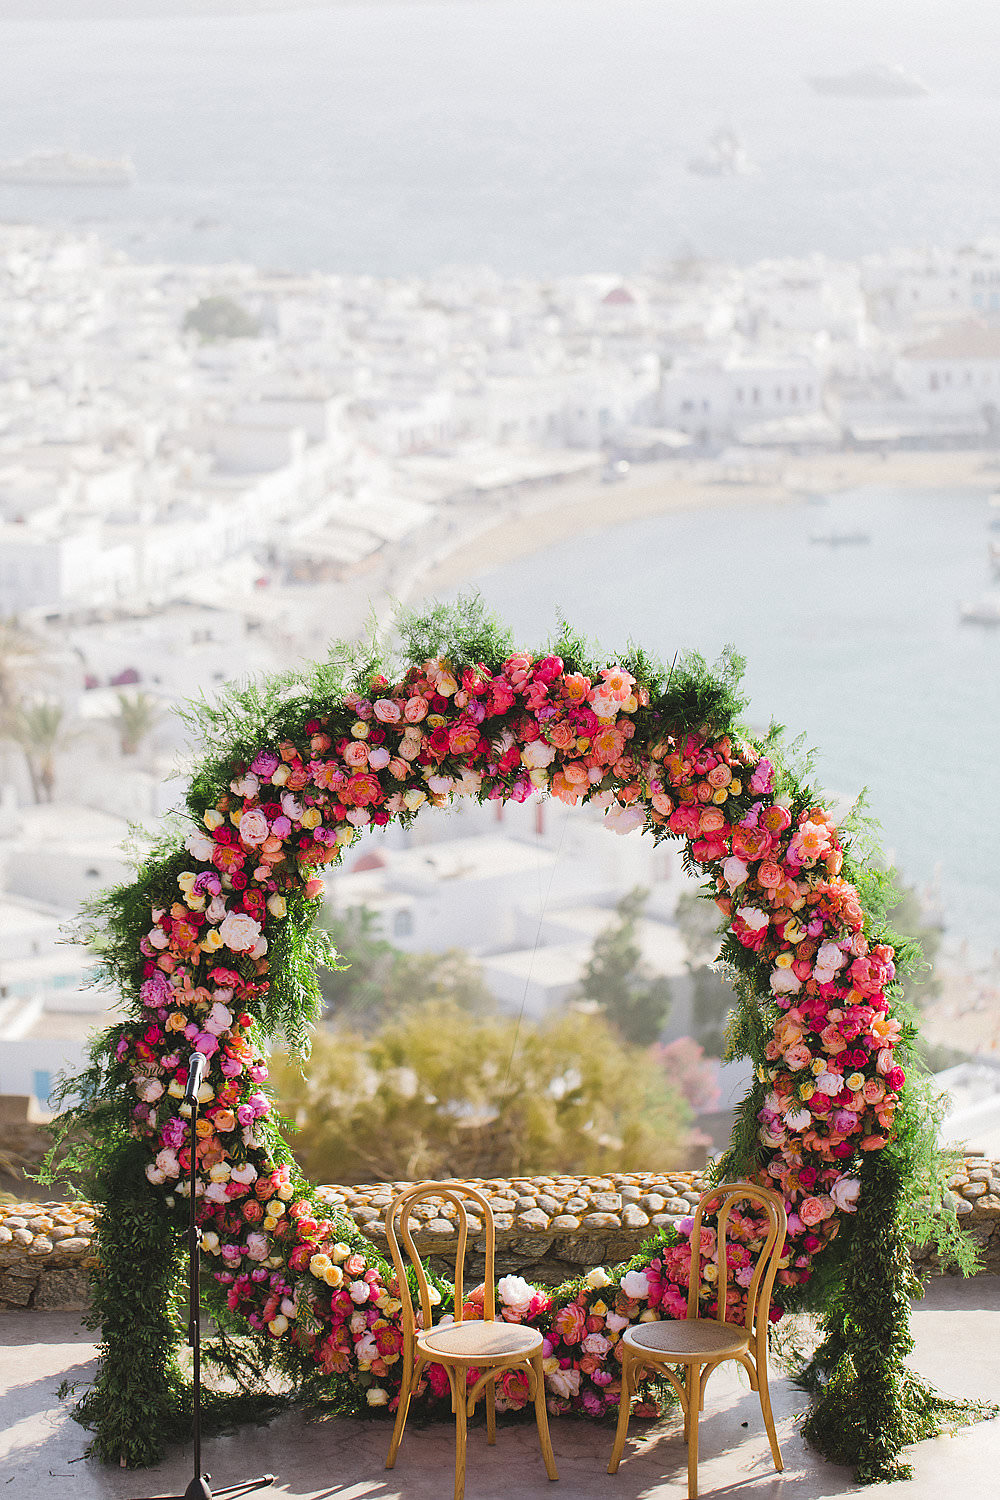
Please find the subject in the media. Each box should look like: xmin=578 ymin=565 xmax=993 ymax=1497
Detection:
xmin=807 ymin=64 xmax=931 ymax=99
xmin=0 ymin=149 xmax=135 ymax=186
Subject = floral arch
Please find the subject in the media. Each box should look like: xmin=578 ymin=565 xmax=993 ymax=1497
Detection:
xmin=54 ymin=601 xmax=975 ymax=1481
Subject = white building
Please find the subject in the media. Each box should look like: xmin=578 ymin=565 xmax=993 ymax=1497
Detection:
xmin=896 ymin=321 xmax=1000 ymax=427
xmin=659 ymin=353 xmax=823 ymax=442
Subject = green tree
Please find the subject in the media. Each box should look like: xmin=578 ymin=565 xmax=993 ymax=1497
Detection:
xmin=112 ymin=690 xmax=160 ymax=756
xmin=9 ymin=698 xmax=76 ymax=803
xmin=675 ymin=886 xmax=737 ymax=1057
xmin=577 ymin=886 xmax=672 ymax=1047
xmin=182 ymin=294 xmax=261 ymax=341
xmin=319 ymin=905 xmax=494 ymax=1031
xmin=271 ymin=1001 xmax=692 ymax=1185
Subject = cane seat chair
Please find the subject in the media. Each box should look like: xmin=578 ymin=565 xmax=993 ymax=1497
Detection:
xmin=384 ymin=1180 xmax=558 ymax=1500
xmin=608 ymin=1181 xmax=787 ymax=1499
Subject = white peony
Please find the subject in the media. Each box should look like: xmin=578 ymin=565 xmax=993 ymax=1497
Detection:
xmin=736 ymin=905 xmax=769 ymax=933
xmin=830 ymin=1177 xmax=861 ymax=1213
xmin=521 ymin=739 xmax=556 ymax=769
xmin=770 ymin=968 xmax=802 ymax=996
xmin=219 ymin=912 xmax=261 ymax=952
xmin=497 ymin=1275 xmax=536 ymax=1315
xmin=604 ymin=805 xmax=645 ymax=835
xmin=186 ymin=830 xmax=215 ymax=862
xmin=621 ymin=1269 xmax=651 ymax=1300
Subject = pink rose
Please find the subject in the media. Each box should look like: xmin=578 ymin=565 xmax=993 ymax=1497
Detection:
xmin=784 ymin=1044 xmax=813 ymax=1071
xmin=343 ymin=741 xmax=369 ymax=768
xmin=403 ymin=696 xmax=428 ymax=723
xmin=798 ymin=1196 xmax=831 ymax=1227
xmin=373 ymin=698 xmax=402 ymax=724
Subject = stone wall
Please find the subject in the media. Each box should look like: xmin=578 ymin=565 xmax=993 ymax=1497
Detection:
xmin=3 ymin=1154 xmax=998 ymax=1311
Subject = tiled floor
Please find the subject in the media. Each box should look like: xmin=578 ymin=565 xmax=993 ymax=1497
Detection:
xmin=1 ymin=1276 xmax=997 ymax=1499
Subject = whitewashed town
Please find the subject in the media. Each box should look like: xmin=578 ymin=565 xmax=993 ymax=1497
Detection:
xmin=1 ymin=222 xmax=999 ymax=1150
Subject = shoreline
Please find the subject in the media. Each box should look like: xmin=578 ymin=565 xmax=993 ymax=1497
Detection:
xmin=411 ymin=447 xmax=998 ymax=599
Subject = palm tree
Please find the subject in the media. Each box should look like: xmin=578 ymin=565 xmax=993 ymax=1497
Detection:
xmin=113 ymin=691 xmax=160 ymax=757
xmin=0 ymin=616 xmax=46 ymax=722
xmin=8 ymin=699 xmax=75 ymax=803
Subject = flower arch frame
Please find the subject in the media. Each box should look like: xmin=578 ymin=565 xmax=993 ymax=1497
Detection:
xmin=53 ymin=600 xmax=976 ymax=1482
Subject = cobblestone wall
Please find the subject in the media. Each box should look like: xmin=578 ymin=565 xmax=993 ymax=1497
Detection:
xmin=3 ymin=1154 xmax=998 ymax=1310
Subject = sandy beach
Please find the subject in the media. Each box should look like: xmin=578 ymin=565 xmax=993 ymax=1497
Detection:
xmin=414 ymin=447 xmax=999 ymax=598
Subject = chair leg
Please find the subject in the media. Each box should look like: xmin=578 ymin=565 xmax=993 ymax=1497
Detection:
xmin=608 ymin=1350 xmax=634 ymax=1474
xmin=386 ymin=1354 xmax=418 ymax=1470
xmin=755 ymin=1354 xmax=783 ymax=1473
xmin=529 ymin=1353 xmax=559 ymax=1481
xmin=486 ymin=1374 xmax=496 ymax=1445
xmin=452 ymin=1367 xmax=468 ymax=1500
xmin=686 ymin=1365 xmax=701 ymax=1500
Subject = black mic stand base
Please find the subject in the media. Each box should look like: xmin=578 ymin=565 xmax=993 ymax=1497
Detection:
xmin=130 ymin=1468 xmax=276 ymax=1499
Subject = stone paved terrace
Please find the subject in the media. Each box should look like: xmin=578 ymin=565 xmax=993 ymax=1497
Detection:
xmin=2 ymin=1277 xmax=998 ymax=1498
xmin=3 ymin=1156 xmax=999 ymax=1308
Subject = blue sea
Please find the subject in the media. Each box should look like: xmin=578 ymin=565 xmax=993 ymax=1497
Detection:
xmin=435 ymin=488 xmax=1000 ymax=963
xmin=1 ymin=0 xmax=1000 ymax=274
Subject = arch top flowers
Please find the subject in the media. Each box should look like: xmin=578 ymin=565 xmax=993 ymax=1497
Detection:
xmin=66 ymin=603 xmax=959 ymax=1478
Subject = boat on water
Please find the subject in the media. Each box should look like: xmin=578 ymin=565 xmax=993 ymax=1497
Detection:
xmin=959 ymin=594 xmax=1000 ymax=626
xmin=809 ymin=530 xmax=871 ymax=546
xmin=0 ymin=149 xmax=135 ymax=186
xmin=687 ymin=128 xmax=755 ymax=178
xmin=807 ymin=64 xmax=930 ymax=98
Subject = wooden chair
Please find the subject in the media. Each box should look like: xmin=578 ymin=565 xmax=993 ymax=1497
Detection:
xmin=608 ymin=1180 xmax=787 ymax=1499
xmin=384 ymin=1180 xmax=559 ymax=1500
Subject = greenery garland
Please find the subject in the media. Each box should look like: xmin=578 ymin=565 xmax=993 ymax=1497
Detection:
xmin=45 ymin=597 xmax=988 ymax=1478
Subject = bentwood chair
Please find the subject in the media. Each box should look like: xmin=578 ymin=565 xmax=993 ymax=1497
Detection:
xmin=608 ymin=1181 xmax=787 ymax=1499
xmin=384 ymin=1180 xmax=559 ymax=1500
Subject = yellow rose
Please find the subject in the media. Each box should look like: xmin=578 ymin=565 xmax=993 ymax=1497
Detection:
xmin=798 ymin=1081 xmax=815 ymax=1101
xmin=177 ymin=871 xmax=197 ymax=891
xmin=774 ymin=951 xmax=793 ymax=968
xmin=266 ymin=894 xmax=287 ymax=919
xmin=270 ymin=764 xmax=290 ymax=785
xmin=426 ymin=714 xmax=447 ymax=728
xmin=332 ymin=1242 xmax=352 ymax=1262
xmin=299 ymin=807 xmax=321 ymax=829
xmin=310 ymin=1253 xmax=332 ymax=1278
xmin=350 ymin=720 xmax=370 ymax=739
xmin=622 ymin=693 xmax=638 ymax=713
xmin=402 ymin=788 xmax=426 ymax=811
xmin=268 ymin=1315 xmax=289 ymax=1336
xmin=263 ymin=1216 xmax=278 ymax=1231
xmin=200 ymin=929 xmax=224 ymax=953
xmin=267 ymin=1199 xmax=286 ymax=1218
xmin=323 ymin=1265 xmax=344 ymax=1288
xmin=811 ymin=1058 xmax=827 ymax=1075
xmin=335 ymin=826 xmax=354 ymax=844
xmin=712 ymin=788 xmax=729 ymax=804
xmin=204 ymin=808 xmax=224 ymax=830
xmin=730 ymin=779 xmax=742 ymax=796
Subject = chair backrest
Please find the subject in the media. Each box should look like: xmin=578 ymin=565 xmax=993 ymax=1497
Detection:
xmin=385 ymin=1180 xmax=496 ymax=1344
xmin=686 ymin=1180 xmax=787 ymax=1334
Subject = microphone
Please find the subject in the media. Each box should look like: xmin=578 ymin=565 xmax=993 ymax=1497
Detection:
xmin=183 ymin=1051 xmax=208 ymax=1106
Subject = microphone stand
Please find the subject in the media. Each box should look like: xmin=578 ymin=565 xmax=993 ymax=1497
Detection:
xmin=132 ymin=1054 xmax=276 ymax=1500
